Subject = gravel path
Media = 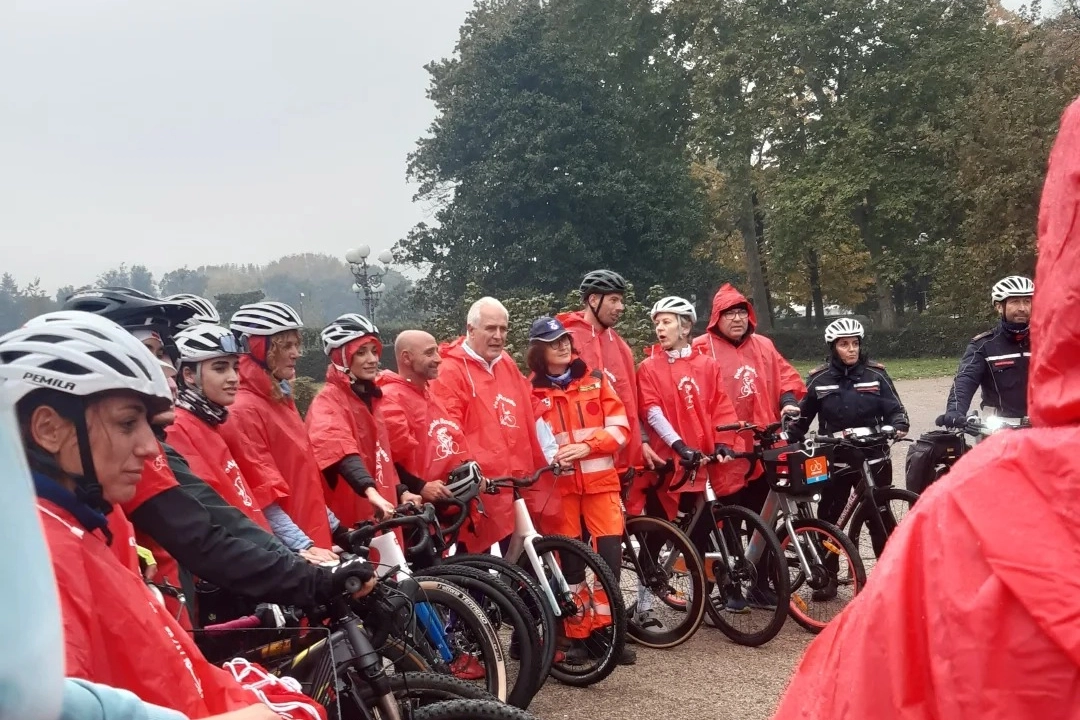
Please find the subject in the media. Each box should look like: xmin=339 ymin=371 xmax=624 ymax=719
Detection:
xmin=527 ymin=375 xmax=953 ymax=720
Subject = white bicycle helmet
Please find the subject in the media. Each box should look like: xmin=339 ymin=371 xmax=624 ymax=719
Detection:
xmin=446 ymin=461 xmax=484 ymax=503
xmin=0 ymin=311 xmax=172 ymax=413
xmin=229 ymin=301 xmax=303 ymax=337
xmin=824 ymin=318 xmax=865 ymax=344
xmin=321 ymin=313 xmax=380 ymax=372
xmin=650 ymin=296 xmax=697 ymax=325
xmin=991 ymin=275 xmax=1034 ymax=303
xmin=166 ymin=294 xmax=221 ymax=329
xmin=175 ymin=324 xmax=249 ymax=364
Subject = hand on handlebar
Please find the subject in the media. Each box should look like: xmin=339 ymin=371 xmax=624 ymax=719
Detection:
xmin=672 ymin=440 xmax=708 ymax=467
xmin=399 ymin=491 xmax=423 ymax=508
xmin=936 ymin=412 xmax=967 ymax=429
xmin=365 ymin=488 xmax=397 ymax=520
xmin=331 ymin=556 xmax=378 ymax=599
xmin=781 ymin=405 xmax=801 ymax=419
xmin=713 ymin=443 xmax=735 ymax=463
xmin=300 ymin=545 xmax=339 ymax=566
xmin=420 ymin=480 xmax=453 ymax=503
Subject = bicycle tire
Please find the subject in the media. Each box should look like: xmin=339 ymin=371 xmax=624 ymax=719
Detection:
xmin=419 ymin=565 xmax=541 ymax=709
xmin=413 ymin=699 xmax=542 ymax=720
xmin=702 ymin=504 xmax=790 ymax=647
xmin=848 ymin=487 xmax=918 ymax=565
xmin=346 ymin=670 xmax=498 ymax=719
xmin=622 ymin=514 xmax=706 ymax=648
xmin=409 ymin=578 xmax=509 ymax=703
xmin=776 ymin=517 xmax=866 ymax=634
xmin=521 ymin=534 xmax=627 ymax=688
xmin=447 ymin=554 xmax=558 ymax=685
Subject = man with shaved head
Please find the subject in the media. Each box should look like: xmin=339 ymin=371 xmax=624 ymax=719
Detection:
xmin=376 ymin=329 xmax=460 ymax=504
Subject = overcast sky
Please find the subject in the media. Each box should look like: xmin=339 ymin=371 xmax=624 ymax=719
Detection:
xmin=0 ymin=0 xmax=1034 ymax=294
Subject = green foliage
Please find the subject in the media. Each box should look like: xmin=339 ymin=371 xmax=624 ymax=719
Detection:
xmin=399 ymin=0 xmax=710 ymax=313
xmin=291 ymin=376 xmax=320 ymax=418
xmin=770 ymin=317 xmax=992 ymax=362
xmin=214 ymin=290 xmax=266 ymax=321
xmin=425 ymin=279 xmax=667 ymax=369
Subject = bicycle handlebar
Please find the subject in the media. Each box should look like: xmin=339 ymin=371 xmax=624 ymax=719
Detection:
xmin=485 ymin=464 xmax=561 ymax=491
xmin=202 ymin=614 xmax=262 ymax=633
xmin=344 ymin=503 xmax=441 ymax=558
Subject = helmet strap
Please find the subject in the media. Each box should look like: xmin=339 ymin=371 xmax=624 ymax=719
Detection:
xmin=586 ymin=294 xmax=611 ymax=330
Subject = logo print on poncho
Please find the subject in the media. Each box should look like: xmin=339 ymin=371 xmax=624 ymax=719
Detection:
xmin=677 ymin=376 xmax=700 ymax=410
xmin=493 ymin=394 xmax=519 ymax=428
xmin=428 ymin=418 xmax=464 ymax=461
xmin=734 ymin=364 xmax=758 ymax=399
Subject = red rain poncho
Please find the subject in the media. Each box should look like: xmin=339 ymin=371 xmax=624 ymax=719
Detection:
xmin=430 ymin=338 xmax=559 ymax=548
xmin=692 ymin=285 xmax=806 ymax=479
xmin=219 ymin=357 xmax=332 ymax=548
xmin=772 ymin=97 xmax=1080 ymax=720
xmin=305 ymin=365 xmax=400 ymax=530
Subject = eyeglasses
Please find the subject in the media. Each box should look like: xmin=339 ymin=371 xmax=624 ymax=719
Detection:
xmin=546 ymin=336 xmax=572 ymax=348
xmin=722 ymin=308 xmax=749 ymax=319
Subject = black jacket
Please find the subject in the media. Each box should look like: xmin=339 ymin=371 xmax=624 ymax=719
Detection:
xmin=128 ymin=442 xmax=334 ymax=624
xmin=945 ymin=322 xmax=1029 ymax=418
xmin=795 ymin=358 xmax=909 ymax=437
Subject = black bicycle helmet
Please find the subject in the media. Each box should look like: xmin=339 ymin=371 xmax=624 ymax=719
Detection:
xmin=446 ymin=461 xmax=484 ymax=504
xmin=579 ymin=269 xmax=628 ymax=298
xmin=62 ymin=287 xmax=195 ymax=335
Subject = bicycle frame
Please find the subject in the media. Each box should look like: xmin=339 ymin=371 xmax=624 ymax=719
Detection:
xmin=499 ymin=488 xmax=577 ymax=620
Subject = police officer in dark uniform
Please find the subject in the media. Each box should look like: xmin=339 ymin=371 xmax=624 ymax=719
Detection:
xmin=938 ymin=275 xmax=1033 ymax=427
xmin=791 ymin=317 xmax=909 ymax=598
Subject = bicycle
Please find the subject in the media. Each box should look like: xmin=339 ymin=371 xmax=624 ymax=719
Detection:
xmin=649 ymin=457 xmax=790 ymax=647
xmin=615 ymin=472 xmax=707 ymax=649
xmin=342 ymin=504 xmax=511 ymax=705
xmin=718 ymin=420 xmax=867 ymax=634
xmin=469 ymin=464 xmax=628 ymax=687
xmin=808 ymin=426 xmax=919 ymax=574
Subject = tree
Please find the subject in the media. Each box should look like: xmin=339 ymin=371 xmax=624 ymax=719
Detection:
xmin=128 ymin=265 xmax=157 ymax=296
xmin=399 ymin=0 xmax=708 ymax=312
xmin=214 ymin=290 xmax=265 ymax=321
xmin=0 ymin=274 xmax=22 ymax=334
xmin=159 ymin=267 xmax=210 ymax=297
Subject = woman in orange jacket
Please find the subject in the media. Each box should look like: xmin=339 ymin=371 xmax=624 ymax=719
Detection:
xmin=527 ymin=316 xmax=636 ymax=665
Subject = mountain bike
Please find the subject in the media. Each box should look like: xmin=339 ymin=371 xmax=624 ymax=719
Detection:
xmin=718 ymin=420 xmax=867 ymax=634
xmin=615 ymin=472 xmax=707 ymax=649
xmin=463 ymin=465 xmax=628 ymax=687
xmin=810 ymin=426 xmax=919 ymax=574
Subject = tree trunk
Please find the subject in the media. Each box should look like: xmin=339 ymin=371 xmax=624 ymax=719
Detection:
xmin=752 ymin=190 xmax=775 ymax=324
xmin=730 ymin=159 xmax=772 ymax=331
xmin=807 ymin=249 xmax=825 ymax=327
xmin=852 ymin=198 xmax=896 ymax=330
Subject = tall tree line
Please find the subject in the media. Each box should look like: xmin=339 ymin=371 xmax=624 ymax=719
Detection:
xmin=400 ymin=0 xmax=1080 ymax=329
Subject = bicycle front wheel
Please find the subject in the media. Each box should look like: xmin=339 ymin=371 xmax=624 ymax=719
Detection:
xmin=776 ymin=517 xmax=866 ymax=634
xmin=621 ymin=514 xmax=705 ymax=648
xmin=521 ymin=535 xmax=627 ymax=688
xmin=702 ymin=504 xmax=790 ymax=647
xmin=413 ymin=699 xmax=542 ymax=720
xmin=409 ymin=578 xmax=509 ymax=702
xmin=848 ymin=487 xmax=917 ymax=574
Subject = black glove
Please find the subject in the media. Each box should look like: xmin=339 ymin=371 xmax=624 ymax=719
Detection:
xmin=936 ymin=412 xmax=967 ymax=429
xmin=330 ymin=556 xmax=375 ymax=596
xmin=713 ymin=443 xmax=735 ymax=460
xmin=671 ymin=440 xmax=703 ymax=466
xmin=332 ymin=522 xmax=352 ymax=551
xmin=785 ymin=426 xmax=805 ymax=442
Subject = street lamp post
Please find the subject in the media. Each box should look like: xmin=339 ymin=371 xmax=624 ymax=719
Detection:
xmin=345 ymin=245 xmax=395 ymax=322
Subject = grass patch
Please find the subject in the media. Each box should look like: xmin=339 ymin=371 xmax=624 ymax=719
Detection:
xmin=791 ymin=357 xmax=957 ymax=381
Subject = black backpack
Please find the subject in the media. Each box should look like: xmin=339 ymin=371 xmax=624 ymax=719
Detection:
xmin=905 ymin=430 xmax=969 ymax=495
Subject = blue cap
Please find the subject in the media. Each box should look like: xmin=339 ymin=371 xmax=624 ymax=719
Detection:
xmin=529 ymin=316 xmax=570 ymax=343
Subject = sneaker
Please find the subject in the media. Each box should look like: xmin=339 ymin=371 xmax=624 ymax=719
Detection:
xmin=450 ymin=654 xmax=487 ymax=680
xmin=617 ymin=645 xmax=637 ymax=666
xmin=747 ymin=586 xmax=778 ymax=610
xmin=724 ymin=588 xmax=750 ymax=614
xmin=811 ymin=576 xmax=838 ymax=602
